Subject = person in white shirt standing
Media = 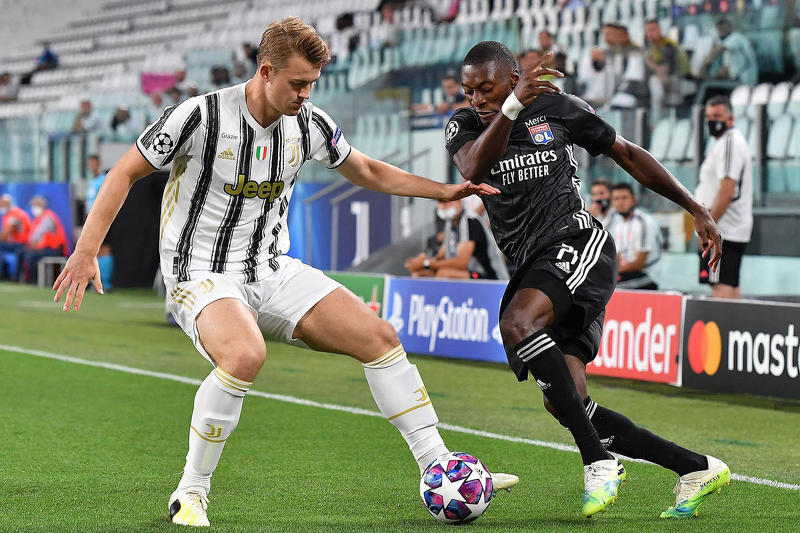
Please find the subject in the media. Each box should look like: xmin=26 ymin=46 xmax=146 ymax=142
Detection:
xmin=611 ymin=183 xmax=662 ymax=290
xmin=52 ymin=17 xmax=518 ymax=528
xmin=695 ymin=95 xmax=753 ymax=299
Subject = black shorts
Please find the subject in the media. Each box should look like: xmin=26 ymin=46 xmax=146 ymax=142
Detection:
xmin=499 ymin=228 xmax=617 ymax=380
xmin=698 ymin=239 xmax=746 ymax=288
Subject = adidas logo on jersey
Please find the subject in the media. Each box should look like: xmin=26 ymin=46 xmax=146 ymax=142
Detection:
xmin=535 ymin=379 xmax=551 ymax=391
xmin=555 ymin=261 xmax=572 ymax=274
xmin=217 ymin=147 xmax=236 ymax=160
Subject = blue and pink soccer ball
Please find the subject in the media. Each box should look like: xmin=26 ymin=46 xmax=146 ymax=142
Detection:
xmin=420 ymin=452 xmax=493 ymax=524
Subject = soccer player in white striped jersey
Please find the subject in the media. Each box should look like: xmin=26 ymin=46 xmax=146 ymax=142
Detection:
xmin=53 ymin=17 xmax=518 ymax=528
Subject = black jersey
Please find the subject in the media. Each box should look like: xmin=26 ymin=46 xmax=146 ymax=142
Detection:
xmin=445 ymin=93 xmax=616 ymax=268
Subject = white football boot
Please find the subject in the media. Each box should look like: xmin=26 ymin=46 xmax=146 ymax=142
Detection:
xmin=492 ymin=472 xmax=520 ymax=492
xmin=168 ymin=488 xmax=210 ymax=527
xmin=660 ymin=455 xmax=730 ymax=518
xmin=582 ymin=458 xmax=626 ymax=517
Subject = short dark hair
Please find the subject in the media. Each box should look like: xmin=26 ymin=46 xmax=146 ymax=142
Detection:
xmin=611 ymin=182 xmax=635 ymax=196
xmin=591 ymin=179 xmax=612 ymax=192
xmin=539 ymin=30 xmax=552 ymax=37
xmin=706 ymin=95 xmax=732 ymax=112
xmin=463 ymin=41 xmax=517 ymax=73
xmin=716 ymin=18 xmax=732 ymax=29
xmin=88 ymin=154 xmax=100 ymax=160
xmin=442 ymin=70 xmax=459 ymax=82
xmin=645 ymin=18 xmax=659 ymax=25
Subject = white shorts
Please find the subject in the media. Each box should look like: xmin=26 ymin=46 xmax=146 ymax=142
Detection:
xmin=164 ymin=255 xmax=341 ymax=364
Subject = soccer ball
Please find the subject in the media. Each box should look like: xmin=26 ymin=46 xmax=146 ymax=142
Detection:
xmin=420 ymin=452 xmax=493 ymax=524
xmin=152 ymin=132 xmax=174 ymax=155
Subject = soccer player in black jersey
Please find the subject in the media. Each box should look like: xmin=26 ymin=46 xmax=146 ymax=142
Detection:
xmin=445 ymin=42 xmax=730 ymax=518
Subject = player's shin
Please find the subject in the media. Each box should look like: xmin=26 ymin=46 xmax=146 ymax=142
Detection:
xmin=363 ymin=346 xmax=448 ymax=472
xmin=584 ymin=397 xmax=708 ymax=475
xmin=177 ymin=367 xmax=251 ymax=493
xmin=513 ymin=331 xmax=612 ymax=465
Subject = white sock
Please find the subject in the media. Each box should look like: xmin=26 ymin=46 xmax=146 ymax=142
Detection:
xmin=363 ymin=346 xmax=448 ymax=472
xmin=176 ymin=367 xmax=251 ymax=494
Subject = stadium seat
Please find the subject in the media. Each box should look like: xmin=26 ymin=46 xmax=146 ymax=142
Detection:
xmin=730 ymin=84 xmax=752 ymax=120
xmin=648 ymin=117 xmax=672 ymax=161
xmin=747 ymin=83 xmax=772 ymax=119
xmin=666 ymin=118 xmax=691 ymax=162
xmin=765 ymin=115 xmax=793 ymax=192
xmin=788 ymin=84 xmax=800 ymax=119
xmin=767 ymin=82 xmax=793 ymax=120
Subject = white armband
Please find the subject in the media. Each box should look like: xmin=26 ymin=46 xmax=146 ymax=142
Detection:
xmin=501 ymin=92 xmax=525 ymax=120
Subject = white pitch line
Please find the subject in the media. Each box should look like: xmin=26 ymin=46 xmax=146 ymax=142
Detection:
xmin=2 ymin=343 xmax=799 ymax=492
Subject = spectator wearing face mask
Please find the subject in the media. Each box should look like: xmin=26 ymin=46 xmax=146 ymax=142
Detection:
xmin=578 ymin=48 xmax=616 ymax=109
xmin=610 ymin=183 xmax=663 ymax=290
xmin=695 ymin=96 xmax=752 ymax=299
xmin=0 ymin=194 xmax=31 ymax=278
xmin=20 ymin=196 xmax=68 ymax=284
xmin=404 ymin=199 xmax=508 ymax=280
xmin=589 ymin=179 xmax=616 ymax=233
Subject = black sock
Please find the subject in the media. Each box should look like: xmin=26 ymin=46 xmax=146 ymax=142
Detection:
xmin=584 ymin=396 xmax=709 ymax=476
xmin=515 ymin=331 xmax=612 ymax=465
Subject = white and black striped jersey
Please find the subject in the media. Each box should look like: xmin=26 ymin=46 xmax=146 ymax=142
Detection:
xmin=136 ymin=82 xmax=351 ymax=283
xmin=445 ymin=94 xmax=617 ymax=269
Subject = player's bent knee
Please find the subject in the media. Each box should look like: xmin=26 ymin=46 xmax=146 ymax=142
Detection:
xmin=498 ymin=315 xmax=548 ymax=346
xmin=376 ymin=319 xmax=401 ymax=350
xmin=215 ymin=343 xmax=266 ymax=380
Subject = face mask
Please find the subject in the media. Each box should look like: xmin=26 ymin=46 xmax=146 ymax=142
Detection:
xmin=594 ymin=198 xmax=610 ymax=211
xmin=707 ymin=120 xmax=729 ymax=138
xmin=437 ymin=207 xmax=458 ymax=220
xmin=0 ymin=207 xmax=8 ymax=216
xmin=617 ymin=208 xmax=633 ymax=218
xmin=592 ymin=60 xmax=605 ymax=71
xmin=31 ymin=206 xmax=44 ymax=218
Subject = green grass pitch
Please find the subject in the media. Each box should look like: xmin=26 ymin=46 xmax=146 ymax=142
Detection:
xmin=1 ymin=282 xmax=799 ymax=532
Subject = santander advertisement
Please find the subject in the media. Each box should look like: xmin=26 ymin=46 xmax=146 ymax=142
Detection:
xmin=587 ymin=290 xmax=683 ymax=385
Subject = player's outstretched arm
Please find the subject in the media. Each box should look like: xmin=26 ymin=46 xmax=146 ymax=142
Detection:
xmin=606 ymin=135 xmax=722 ymax=271
xmin=453 ymin=53 xmax=563 ymax=183
xmin=53 ymin=146 xmax=156 ymax=311
xmin=336 ymin=148 xmax=500 ymax=200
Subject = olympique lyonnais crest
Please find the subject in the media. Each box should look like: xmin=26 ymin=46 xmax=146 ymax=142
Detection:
xmin=255 ymin=146 xmax=268 ymax=162
xmin=528 ymin=123 xmax=554 ymax=145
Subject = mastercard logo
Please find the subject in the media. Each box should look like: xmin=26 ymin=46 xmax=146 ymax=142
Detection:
xmin=687 ymin=321 xmax=722 ymax=375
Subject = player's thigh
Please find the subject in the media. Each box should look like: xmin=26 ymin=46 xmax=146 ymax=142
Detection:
xmin=196 ymin=298 xmax=266 ymax=380
xmin=498 ymin=286 xmax=558 ymax=346
xmin=293 ymin=287 xmax=399 ymax=363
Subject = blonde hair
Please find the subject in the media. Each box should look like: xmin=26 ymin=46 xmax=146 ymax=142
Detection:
xmin=257 ymin=17 xmax=330 ymax=70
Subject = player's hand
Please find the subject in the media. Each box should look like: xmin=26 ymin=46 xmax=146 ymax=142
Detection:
xmin=694 ymin=209 xmax=722 ymax=272
xmin=442 ymin=180 xmax=500 ymax=201
xmin=513 ymin=51 xmax=564 ymax=107
xmin=53 ymin=250 xmax=104 ymax=311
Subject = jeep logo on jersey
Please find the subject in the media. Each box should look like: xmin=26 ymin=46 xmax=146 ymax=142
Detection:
xmin=254 ymin=146 xmax=268 ymax=162
xmin=224 ymin=174 xmax=285 ymax=202
xmin=529 ymin=123 xmax=554 ymax=145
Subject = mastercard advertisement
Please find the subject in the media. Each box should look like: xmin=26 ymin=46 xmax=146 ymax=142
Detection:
xmin=682 ymin=298 xmax=800 ymax=400
xmin=587 ymin=290 xmax=683 ymax=385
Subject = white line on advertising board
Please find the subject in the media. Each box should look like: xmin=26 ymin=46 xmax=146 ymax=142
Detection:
xmin=2 ymin=343 xmax=798 ymax=492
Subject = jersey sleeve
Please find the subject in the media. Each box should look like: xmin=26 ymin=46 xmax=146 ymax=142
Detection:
xmin=136 ymin=97 xmax=203 ymax=170
xmin=445 ymin=109 xmax=482 ymax=161
xmin=308 ymin=105 xmax=352 ymax=169
xmin=717 ymin=133 xmax=747 ymax=182
xmin=558 ymin=94 xmax=617 ymax=156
